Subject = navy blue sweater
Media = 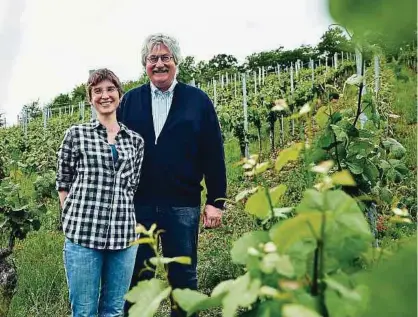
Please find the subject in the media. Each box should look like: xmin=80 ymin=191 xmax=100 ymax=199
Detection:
xmin=117 ymin=81 xmax=227 ymax=210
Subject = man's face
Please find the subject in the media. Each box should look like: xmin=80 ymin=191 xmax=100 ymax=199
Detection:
xmin=145 ymin=43 xmax=176 ymax=91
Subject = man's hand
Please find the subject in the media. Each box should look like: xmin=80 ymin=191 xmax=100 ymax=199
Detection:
xmin=202 ymin=204 xmax=223 ymax=228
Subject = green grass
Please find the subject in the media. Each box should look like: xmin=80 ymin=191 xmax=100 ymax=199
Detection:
xmin=8 ymin=232 xmax=69 ymax=317
xmin=389 ymin=66 xmax=417 ymax=220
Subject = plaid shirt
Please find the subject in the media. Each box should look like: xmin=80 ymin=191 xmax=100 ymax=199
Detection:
xmin=56 ymin=119 xmax=144 ymax=250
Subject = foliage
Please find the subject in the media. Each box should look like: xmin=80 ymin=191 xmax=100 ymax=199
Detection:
xmin=178 ymin=56 xmax=198 ymax=83
xmin=70 ymin=83 xmax=87 ymax=104
xmin=0 ymin=175 xmax=44 ymax=251
xmin=126 ymin=100 xmax=415 ymax=316
xmin=316 ymin=27 xmax=353 ymax=57
xmin=0 ymin=113 xmax=6 ymax=128
xmin=0 ymin=23 xmax=416 ymax=317
xmin=328 ymin=0 xmax=417 ymax=48
xmin=208 ymin=54 xmax=239 ymax=72
xmin=47 ymin=93 xmax=71 ymax=110
xmin=19 ymin=100 xmax=42 ymax=121
xmin=244 ymin=45 xmax=320 ymax=71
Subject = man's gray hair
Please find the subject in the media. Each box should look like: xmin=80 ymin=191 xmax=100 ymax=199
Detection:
xmin=140 ymin=33 xmax=183 ymax=67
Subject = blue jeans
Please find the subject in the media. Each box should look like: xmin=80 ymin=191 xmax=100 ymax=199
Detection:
xmin=63 ymin=238 xmax=138 ymax=317
xmin=124 ymin=205 xmax=200 ymax=317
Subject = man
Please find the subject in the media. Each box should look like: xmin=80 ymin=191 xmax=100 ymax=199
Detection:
xmin=117 ymin=33 xmax=227 ymax=317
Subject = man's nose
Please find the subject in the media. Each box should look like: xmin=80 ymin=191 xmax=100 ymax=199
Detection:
xmin=155 ymin=57 xmax=164 ymax=67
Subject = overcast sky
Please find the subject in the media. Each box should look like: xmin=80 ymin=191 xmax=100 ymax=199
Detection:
xmin=0 ymin=0 xmax=334 ymax=126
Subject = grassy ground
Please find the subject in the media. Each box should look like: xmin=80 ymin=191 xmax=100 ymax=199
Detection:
xmin=378 ymin=64 xmax=417 ymax=247
xmin=4 ymin=65 xmax=417 ymax=317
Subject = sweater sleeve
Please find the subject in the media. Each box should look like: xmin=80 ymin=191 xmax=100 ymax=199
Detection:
xmin=200 ymin=96 xmax=227 ymax=210
xmin=116 ymin=92 xmax=127 ymax=123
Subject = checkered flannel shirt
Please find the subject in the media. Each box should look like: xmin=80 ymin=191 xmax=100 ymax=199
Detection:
xmin=56 ymin=119 xmax=144 ymax=250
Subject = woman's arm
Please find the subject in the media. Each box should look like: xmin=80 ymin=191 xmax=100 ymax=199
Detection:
xmin=56 ymin=128 xmax=77 ymax=205
xmin=58 ymin=191 xmax=68 ymax=209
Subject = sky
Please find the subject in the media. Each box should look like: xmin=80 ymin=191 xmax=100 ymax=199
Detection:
xmin=0 ymin=0 xmax=335 ymax=126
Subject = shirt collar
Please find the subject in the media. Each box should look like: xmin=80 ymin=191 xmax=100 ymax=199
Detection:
xmin=89 ymin=118 xmax=129 ymax=134
xmin=150 ymin=79 xmax=177 ymax=96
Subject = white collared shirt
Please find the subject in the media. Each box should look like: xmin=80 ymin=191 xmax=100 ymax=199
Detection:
xmin=150 ymin=79 xmax=177 ymax=140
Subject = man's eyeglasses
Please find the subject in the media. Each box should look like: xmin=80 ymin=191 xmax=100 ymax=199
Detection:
xmin=147 ymin=55 xmax=173 ymax=64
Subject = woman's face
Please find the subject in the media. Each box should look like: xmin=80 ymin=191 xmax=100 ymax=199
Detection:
xmin=90 ymin=80 xmax=121 ymax=116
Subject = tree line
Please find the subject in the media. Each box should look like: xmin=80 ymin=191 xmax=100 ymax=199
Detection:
xmin=15 ymin=26 xmax=416 ymax=122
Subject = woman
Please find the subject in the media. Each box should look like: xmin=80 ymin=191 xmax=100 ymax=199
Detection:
xmin=56 ymin=68 xmax=144 ymax=317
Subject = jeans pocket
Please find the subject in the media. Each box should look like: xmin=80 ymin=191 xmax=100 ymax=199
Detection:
xmin=170 ymin=206 xmax=201 ymax=227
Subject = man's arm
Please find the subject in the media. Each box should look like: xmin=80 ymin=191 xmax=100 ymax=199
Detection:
xmin=116 ymin=92 xmax=126 ymax=122
xmin=200 ymin=96 xmax=227 ymax=227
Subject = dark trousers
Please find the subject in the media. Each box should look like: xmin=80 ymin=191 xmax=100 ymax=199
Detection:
xmin=124 ymin=205 xmax=200 ymax=317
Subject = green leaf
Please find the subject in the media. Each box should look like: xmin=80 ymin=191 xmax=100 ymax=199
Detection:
xmin=275 ymin=143 xmax=303 ymax=172
xmin=355 ymin=236 xmax=417 ymax=317
xmin=330 ymin=112 xmax=343 ymax=124
xmin=317 ymin=129 xmax=334 ymax=149
xmin=282 ymin=304 xmax=322 ymax=317
xmin=218 ymin=273 xmax=262 ymax=317
xmin=331 ymin=170 xmax=356 ymax=186
xmin=380 ymin=187 xmax=393 ymax=204
xmin=244 ymin=187 xmax=270 ymax=219
xmin=211 ymin=279 xmax=236 ymax=297
xmin=390 ymin=159 xmax=409 ymax=175
xmin=345 ymin=74 xmax=363 ymax=86
xmin=125 ymin=279 xmax=171 ymax=317
xmin=378 ymin=159 xmax=391 ymax=170
xmin=382 ymin=138 xmax=406 ymax=159
xmin=307 ymin=148 xmax=328 ymax=164
xmin=274 ymin=190 xmax=372 ymax=271
xmin=347 ymin=160 xmax=364 ymax=174
xmin=325 ymin=276 xmax=362 ymax=301
xmin=260 ymin=253 xmax=280 ymax=274
xmin=172 ymin=289 xmax=224 ymax=316
xmin=328 ymin=0 xmax=417 ymax=47
xmin=314 ymin=106 xmax=330 ymax=129
xmin=362 ymin=160 xmax=379 ymax=186
xmin=275 ymin=254 xmax=295 ymax=278
xmin=252 ymin=300 xmax=282 ymax=317
xmin=295 ymin=189 xmax=325 ymax=214
xmin=149 ymin=256 xmax=191 ymax=266
xmin=235 ymin=187 xmax=261 ymax=202
xmin=273 ymin=207 xmax=293 ymax=219
xmin=244 ymin=185 xmax=287 ymax=219
xmin=330 ymin=124 xmax=348 ymax=143
xmin=286 ymin=239 xmax=317 ymax=278
xmin=254 ymin=162 xmax=272 ymax=175
xmin=269 ymin=184 xmax=287 ymax=205
xmin=260 ymin=253 xmax=295 ymax=277
xmin=230 ymin=231 xmax=270 ymax=265
xmin=132 ymin=237 xmax=154 ymax=245
xmin=325 ymin=282 xmax=369 ymax=317
xmin=270 ymin=211 xmax=326 ymax=252
xmin=347 ymin=139 xmax=374 ymax=159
